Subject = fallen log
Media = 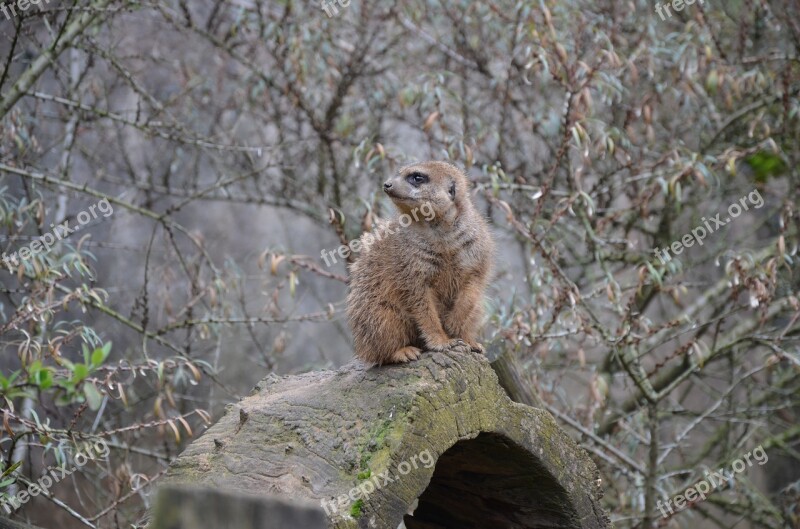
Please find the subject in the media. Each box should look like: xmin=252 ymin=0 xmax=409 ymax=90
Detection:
xmin=162 ymin=351 xmax=611 ymax=529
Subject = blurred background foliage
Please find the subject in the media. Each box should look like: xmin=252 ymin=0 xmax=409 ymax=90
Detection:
xmin=0 ymin=0 xmax=798 ymax=527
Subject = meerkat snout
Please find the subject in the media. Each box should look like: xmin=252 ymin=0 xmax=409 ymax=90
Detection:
xmin=382 ymin=172 xmax=427 ymax=203
xmin=381 ymin=165 xmax=458 ymax=219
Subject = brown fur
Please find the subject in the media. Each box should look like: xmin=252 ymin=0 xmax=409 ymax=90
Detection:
xmin=347 ymin=161 xmax=494 ymax=365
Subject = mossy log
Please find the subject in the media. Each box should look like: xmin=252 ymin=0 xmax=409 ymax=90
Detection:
xmin=162 ymin=351 xmax=611 ymax=529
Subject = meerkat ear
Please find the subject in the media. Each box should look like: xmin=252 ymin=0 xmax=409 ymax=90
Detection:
xmin=449 ymin=181 xmax=456 ymax=200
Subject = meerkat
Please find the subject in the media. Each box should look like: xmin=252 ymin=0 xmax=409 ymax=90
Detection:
xmin=347 ymin=161 xmax=494 ymax=365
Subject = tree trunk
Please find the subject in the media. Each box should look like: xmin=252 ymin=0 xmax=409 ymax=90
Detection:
xmin=149 ymin=485 xmax=327 ymax=529
xmin=162 ymin=351 xmax=611 ymax=529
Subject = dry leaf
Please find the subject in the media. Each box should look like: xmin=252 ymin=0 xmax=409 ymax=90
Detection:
xmin=423 ymin=111 xmax=440 ymax=132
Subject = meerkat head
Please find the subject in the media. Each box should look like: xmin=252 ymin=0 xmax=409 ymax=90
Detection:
xmin=382 ymin=161 xmax=472 ymax=223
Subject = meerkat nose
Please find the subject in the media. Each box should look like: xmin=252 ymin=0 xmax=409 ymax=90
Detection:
xmin=383 ymin=181 xmax=393 ymax=190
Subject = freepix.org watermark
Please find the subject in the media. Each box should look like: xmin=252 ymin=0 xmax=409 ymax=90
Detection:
xmin=652 ymin=189 xmax=763 ymax=265
xmin=1 ymin=439 xmax=110 ymax=514
xmin=655 ymin=0 xmax=705 ymax=21
xmin=656 ymin=444 xmax=768 ymax=518
xmin=320 ymin=0 xmax=351 ymax=17
xmin=320 ymin=202 xmax=435 ymax=267
xmin=0 ymin=0 xmax=51 ymax=20
xmin=321 ymin=448 xmax=435 ymax=516
xmin=1 ymin=197 xmax=113 ymax=268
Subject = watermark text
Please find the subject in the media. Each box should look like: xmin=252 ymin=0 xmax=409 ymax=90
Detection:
xmin=1 ymin=197 xmax=114 ymax=268
xmin=320 ymin=202 xmax=435 ymax=267
xmin=1 ymin=439 xmax=110 ymax=514
xmin=652 ymin=189 xmax=763 ymax=265
xmin=657 ymin=444 xmax=768 ymax=518
xmin=321 ymin=448 xmax=435 ymax=516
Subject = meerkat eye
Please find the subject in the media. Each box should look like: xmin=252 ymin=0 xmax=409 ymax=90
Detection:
xmin=449 ymin=181 xmax=456 ymax=199
xmin=406 ymin=172 xmax=429 ymax=187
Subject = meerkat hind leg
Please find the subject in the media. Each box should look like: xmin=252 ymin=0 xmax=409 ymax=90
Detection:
xmin=388 ymin=346 xmax=422 ymax=364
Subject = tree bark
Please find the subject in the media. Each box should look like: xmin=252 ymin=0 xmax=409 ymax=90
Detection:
xmin=163 ymin=351 xmax=611 ymax=529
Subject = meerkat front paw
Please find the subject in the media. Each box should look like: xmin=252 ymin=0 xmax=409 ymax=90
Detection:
xmin=467 ymin=341 xmax=484 ymax=354
xmin=388 ymin=346 xmax=422 ymax=364
xmin=428 ymin=339 xmax=470 ymax=354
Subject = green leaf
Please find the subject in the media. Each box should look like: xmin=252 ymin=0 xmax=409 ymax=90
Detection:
xmin=705 ymin=69 xmax=719 ymax=95
xmin=27 ymin=360 xmax=42 ymax=376
xmin=745 ymin=152 xmax=787 ymax=183
xmin=72 ymin=364 xmax=89 ymax=383
xmin=5 ymin=370 xmax=20 ymax=388
xmin=36 ymin=368 xmax=53 ymax=390
xmin=29 ymin=409 xmax=42 ymax=429
xmin=91 ymin=342 xmax=111 ymax=367
xmin=1 ymin=461 xmax=21 ymax=478
xmin=83 ymin=383 xmax=103 ymax=411
xmin=645 ymin=261 xmax=663 ymax=287
xmin=58 ymin=356 xmax=75 ymax=370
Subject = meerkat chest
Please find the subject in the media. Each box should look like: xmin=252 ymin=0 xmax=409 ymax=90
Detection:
xmin=407 ymin=223 xmax=481 ymax=294
xmin=426 ymin=249 xmax=478 ymax=305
